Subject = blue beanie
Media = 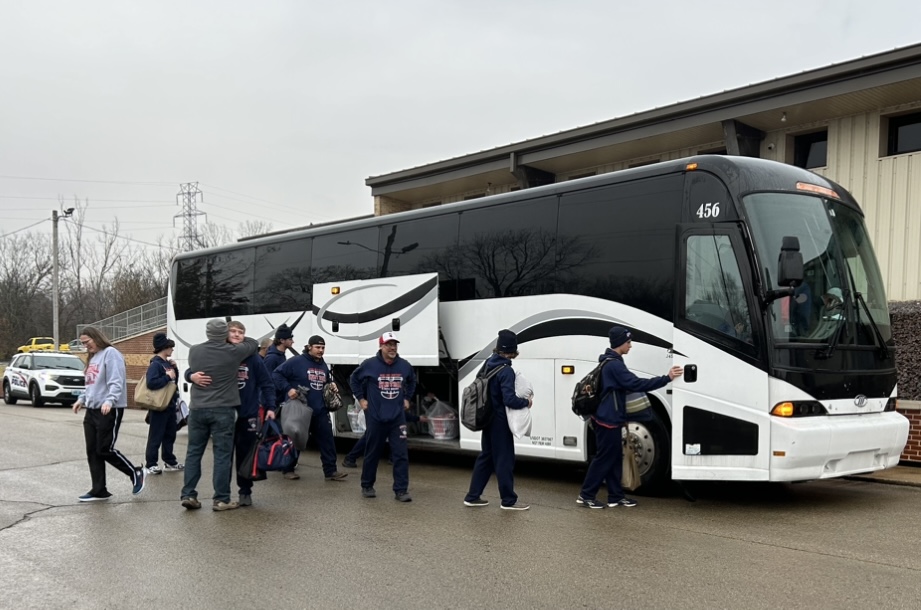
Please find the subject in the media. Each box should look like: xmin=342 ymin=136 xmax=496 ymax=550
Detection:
xmin=496 ymin=329 xmax=518 ymax=353
xmin=609 ymin=326 xmax=632 ymax=349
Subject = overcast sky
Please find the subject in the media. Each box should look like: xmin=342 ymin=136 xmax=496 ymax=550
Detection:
xmin=2 ymin=0 xmax=920 ymax=249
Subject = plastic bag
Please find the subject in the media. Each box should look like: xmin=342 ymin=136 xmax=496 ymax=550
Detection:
xmin=622 ymin=437 xmax=642 ymax=491
xmin=425 ymin=399 xmax=459 ymax=440
xmin=348 ymin=404 xmax=366 ymax=434
xmin=506 ymin=405 xmax=532 ymax=439
xmin=279 ymin=396 xmax=313 ymax=451
xmin=514 ymin=371 xmax=534 ymax=399
xmin=176 ymin=399 xmax=190 ymax=430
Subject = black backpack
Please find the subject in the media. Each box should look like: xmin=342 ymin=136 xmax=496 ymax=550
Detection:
xmin=461 ymin=364 xmax=508 ymax=432
xmin=571 ymin=360 xmax=611 ymax=419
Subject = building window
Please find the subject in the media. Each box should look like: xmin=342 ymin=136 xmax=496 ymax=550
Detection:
xmin=887 ymin=111 xmax=921 ymax=156
xmin=793 ymin=130 xmax=828 ymax=169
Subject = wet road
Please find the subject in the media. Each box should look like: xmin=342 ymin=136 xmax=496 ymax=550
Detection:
xmin=1 ymin=402 xmax=920 ymax=609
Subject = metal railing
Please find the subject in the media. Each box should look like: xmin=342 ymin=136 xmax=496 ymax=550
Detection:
xmin=77 ymin=297 xmax=168 ymax=342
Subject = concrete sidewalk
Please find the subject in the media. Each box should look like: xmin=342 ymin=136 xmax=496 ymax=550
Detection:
xmin=848 ymin=464 xmax=921 ymax=488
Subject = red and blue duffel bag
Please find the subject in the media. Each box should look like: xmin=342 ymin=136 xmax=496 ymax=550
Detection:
xmin=255 ymin=419 xmax=298 ymax=474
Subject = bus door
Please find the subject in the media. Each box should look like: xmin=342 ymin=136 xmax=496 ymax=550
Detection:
xmin=670 ymin=225 xmax=771 ymax=481
xmin=313 ymin=272 xmax=441 ymax=366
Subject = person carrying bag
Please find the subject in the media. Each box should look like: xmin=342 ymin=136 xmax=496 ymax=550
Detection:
xmin=142 ymin=333 xmax=183 ymax=475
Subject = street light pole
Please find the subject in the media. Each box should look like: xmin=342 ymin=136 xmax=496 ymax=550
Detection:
xmin=52 ymin=208 xmax=74 ymax=350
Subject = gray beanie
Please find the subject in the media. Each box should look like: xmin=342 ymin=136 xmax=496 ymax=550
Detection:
xmin=206 ymin=318 xmax=228 ymax=341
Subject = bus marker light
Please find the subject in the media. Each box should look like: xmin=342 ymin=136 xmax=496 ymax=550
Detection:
xmin=795 ymin=182 xmax=839 ymax=199
xmin=772 ymin=402 xmax=795 ymax=417
xmin=773 ymin=451 xmax=786 ymax=457
xmin=563 ymin=436 xmax=577 ymax=446
xmin=331 ymin=286 xmax=340 ymax=294
xmin=686 ymin=163 xmax=698 ymax=171
xmin=561 ymin=365 xmax=575 ymax=375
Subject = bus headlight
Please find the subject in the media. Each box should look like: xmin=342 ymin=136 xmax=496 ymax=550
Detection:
xmin=770 ymin=401 xmax=828 ymax=417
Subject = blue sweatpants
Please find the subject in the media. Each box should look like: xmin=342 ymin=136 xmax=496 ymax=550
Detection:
xmin=579 ymin=423 xmax=624 ymax=503
xmin=465 ymin=415 xmax=518 ymax=507
xmin=361 ymin=416 xmax=408 ymax=494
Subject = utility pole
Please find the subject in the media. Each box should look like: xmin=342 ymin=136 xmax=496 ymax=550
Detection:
xmin=52 ymin=207 xmax=75 ymax=350
xmin=174 ymin=182 xmax=206 ymax=252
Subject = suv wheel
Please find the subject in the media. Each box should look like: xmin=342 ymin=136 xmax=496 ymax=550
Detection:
xmin=3 ymin=381 xmax=18 ymax=405
xmin=30 ymin=383 xmax=44 ymax=408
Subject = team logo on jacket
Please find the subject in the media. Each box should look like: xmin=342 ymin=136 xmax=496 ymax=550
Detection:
xmin=237 ymin=364 xmax=249 ymax=390
xmin=308 ymin=368 xmax=327 ymax=391
xmin=85 ymin=364 xmax=100 ymax=387
xmin=378 ymin=374 xmax=403 ymax=399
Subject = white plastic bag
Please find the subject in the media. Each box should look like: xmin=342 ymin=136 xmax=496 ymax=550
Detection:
xmin=514 ymin=371 xmax=534 ymax=399
xmin=506 ymin=405 xmax=532 ymax=439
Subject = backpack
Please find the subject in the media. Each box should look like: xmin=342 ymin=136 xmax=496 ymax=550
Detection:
xmin=571 ymin=360 xmax=611 ymax=419
xmin=461 ymin=364 xmax=508 ymax=432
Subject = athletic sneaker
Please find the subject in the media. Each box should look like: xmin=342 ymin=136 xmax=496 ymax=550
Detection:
xmin=239 ymin=494 xmax=253 ymax=507
xmin=181 ymin=497 xmax=201 ymax=510
xmin=325 ymin=471 xmax=348 ymax=481
xmin=500 ymin=503 xmax=530 ymax=511
xmin=132 ymin=468 xmax=146 ymax=495
xmin=608 ymin=497 xmax=638 ymax=508
xmin=78 ymin=492 xmax=111 ymax=502
xmin=341 ymin=459 xmax=358 ymax=468
xmin=164 ymin=462 xmax=184 ymax=472
xmin=147 ymin=465 xmax=162 ymax=475
xmin=362 ymin=487 xmax=376 ymax=498
xmin=283 ymin=471 xmax=300 ymax=480
xmin=395 ymin=492 xmax=412 ymax=502
xmin=577 ymin=496 xmax=606 ymax=509
xmin=212 ymin=500 xmax=239 ymax=512
xmin=463 ymin=498 xmax=489 ymax=507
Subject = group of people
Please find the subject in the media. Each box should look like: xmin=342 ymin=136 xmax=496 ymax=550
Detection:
xmin=73 ymin=319 xmax=683 ymax=513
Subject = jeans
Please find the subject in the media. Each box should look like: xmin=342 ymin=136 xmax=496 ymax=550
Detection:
xmin=181 ymin=407 xmax=237 ymax=503
xmin=579 ymin=423 xmax=624 ymax=503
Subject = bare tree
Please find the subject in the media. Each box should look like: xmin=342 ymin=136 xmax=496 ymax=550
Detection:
xmin=239 ymin=219 xmax=274 ymax=239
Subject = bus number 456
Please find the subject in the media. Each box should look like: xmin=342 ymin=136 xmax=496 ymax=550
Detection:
xmin=696 ymin=202 xmax=721 ymax=218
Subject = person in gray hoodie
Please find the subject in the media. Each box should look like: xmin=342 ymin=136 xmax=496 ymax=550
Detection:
xmin=73 ymin=326 xmax=146 ymax=502
xmin=180 ymin=318 xmax=258 ymax=512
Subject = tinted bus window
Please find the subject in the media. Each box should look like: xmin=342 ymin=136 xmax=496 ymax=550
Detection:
xmin=174 ymin=248 xmax=255 ymax=319
xmin=558 ymin=176 xmax=683 ymax=321
xmin=312 ymin=227 xmax=381 ymax=283
xmin=455 ymin=197 xmax=560 ymax=300
xmin=378 ymin=214 xmax=460 ymax=301
xmin=254 ymin=237 xmax=312 ymax=314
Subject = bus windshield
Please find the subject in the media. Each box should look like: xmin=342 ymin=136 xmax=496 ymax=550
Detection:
xmin=743 ymin=192 xmax=891 ymax=345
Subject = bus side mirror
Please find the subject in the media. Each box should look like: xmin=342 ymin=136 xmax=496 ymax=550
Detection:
xmin=777 ymin=236 xmax=804 ymax=287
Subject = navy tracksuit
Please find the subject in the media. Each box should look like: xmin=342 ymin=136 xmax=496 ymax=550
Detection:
xmin=273 ymin=352 xmax=338 ymax=477
xmin=349 ymin=351 xmax=417 ymax=494
xmin=144 ymin=356 xmax=180 ymax=469
xmin=464 ymin=354 xmax=530 ymax=507
xmin=263 ymin=344 xmax=288 ymax=401
xmin=234 ymin=354 xmax=276 ymax=496
xmin=579 ymin=349 xmax=670 ymax=503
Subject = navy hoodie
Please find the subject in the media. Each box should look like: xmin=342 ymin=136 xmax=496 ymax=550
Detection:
xmin=594 ymin=349 xmax=669 ymax=427
xmin=483 ymin=353 xmax=529 ymax=422
xmin=263 ymin=344 xmax=287 ymax=374
xmin=273 ymin=351 xmax=331 ymax=412
xmin=146 ymin=356 xmax=179 ymax=408
xmin=349 ymin=351 xmax=417 ymax=422
xmin=237 ymin=354 xmax=276 ymax=419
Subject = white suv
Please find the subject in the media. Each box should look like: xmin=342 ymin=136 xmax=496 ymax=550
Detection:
xmin=2 ymin=352 xmax=85 ymax=407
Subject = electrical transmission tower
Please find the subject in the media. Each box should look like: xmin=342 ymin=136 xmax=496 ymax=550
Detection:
xmin=174 ymin=182 xmax=207 ymax=252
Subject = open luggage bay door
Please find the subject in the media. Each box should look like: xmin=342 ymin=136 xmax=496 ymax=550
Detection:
xmin=312 ymin=273 xmax=440 ymax=365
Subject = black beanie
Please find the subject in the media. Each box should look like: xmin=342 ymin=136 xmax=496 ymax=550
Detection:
xmin=152 ymin=332 xmax=175 ymax=353
xmin=275 ymin=324 xmax=293 ymax=340
xmin=496 ymin=329 xmax=518 ymax=353
xmin=609 ymin=326 xmax=632 ymax=349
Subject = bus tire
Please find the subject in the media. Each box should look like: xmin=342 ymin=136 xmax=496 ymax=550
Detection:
xmin=626 ymin=406 xmax=670 ymax=495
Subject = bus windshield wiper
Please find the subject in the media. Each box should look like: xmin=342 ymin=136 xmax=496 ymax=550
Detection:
xmin=818 ymin=288 xmax=850 ymax=360
xmin=854 ymin=291 xmax=890 ymax=360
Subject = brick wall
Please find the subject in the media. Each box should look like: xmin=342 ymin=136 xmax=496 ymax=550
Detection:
xmin=898 ymin=402 xmax=921 ymax=464
xmin=111 ymin=328 xmax=166 ymax=409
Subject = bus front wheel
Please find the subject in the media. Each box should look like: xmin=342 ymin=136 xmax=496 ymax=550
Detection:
xmin=626 ymin=407 xmax=670 ymax=494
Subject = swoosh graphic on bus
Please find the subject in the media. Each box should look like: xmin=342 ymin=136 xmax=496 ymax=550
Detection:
xmin=458 ymin=313 xmax=678 ymax=378
xmin=171 ymin=310 xmax=308 ymax=353
xmin=313 ymin=277 xmax=438 ymax=341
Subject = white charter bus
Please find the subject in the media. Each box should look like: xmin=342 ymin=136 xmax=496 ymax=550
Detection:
xmin=167 ymin=155 xmax=908 ymax=490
